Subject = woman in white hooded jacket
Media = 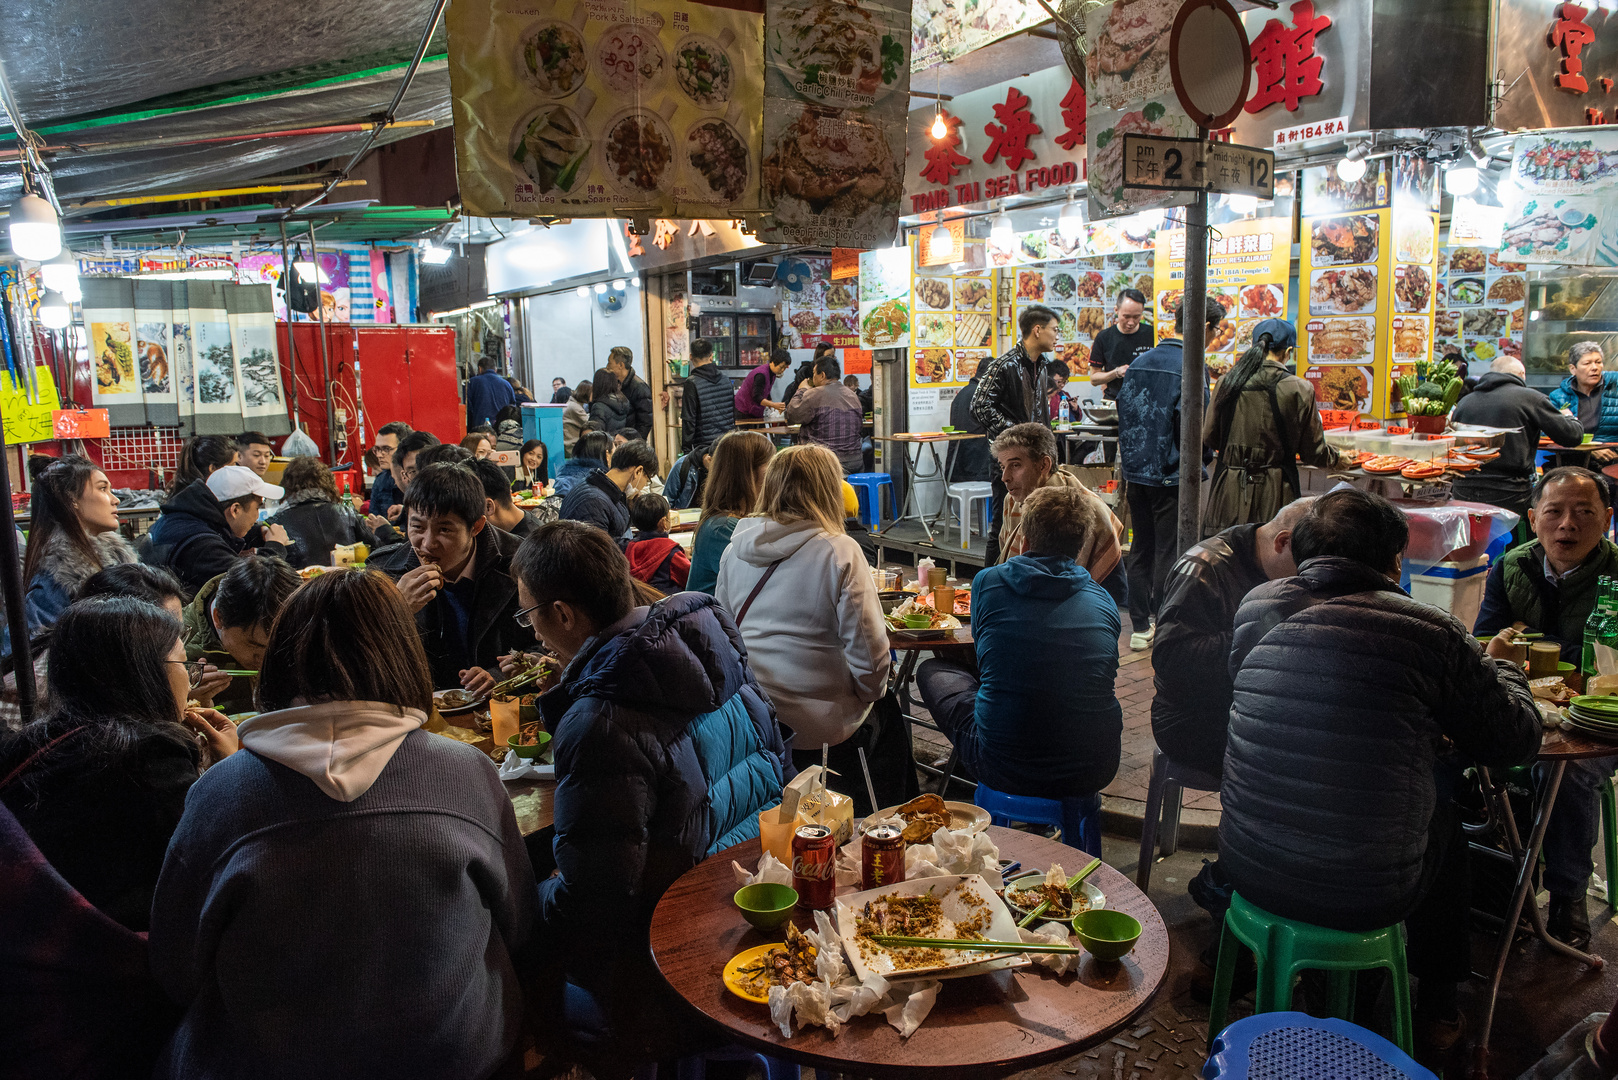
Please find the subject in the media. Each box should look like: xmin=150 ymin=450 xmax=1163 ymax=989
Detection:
xmin=716 ymin=445 xmax=890 ymax=773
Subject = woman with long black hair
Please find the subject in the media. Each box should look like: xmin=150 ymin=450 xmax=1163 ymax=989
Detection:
xmin=22 ymin=455 xmax=136 ymax=634
xmin=167 ymin=435 xmax=238 ymax=496
xmin=1201 ymin=318 xmax=1349 ymax=537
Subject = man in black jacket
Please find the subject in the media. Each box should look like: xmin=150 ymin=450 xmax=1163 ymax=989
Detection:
xmin=559 ymin=440 xmax=657 ymax=539
xmin=947 ymin=374 xmax=992 ymax=483
xmin=1450 ymin=356 xmax=1585 ymax=517
xmin=372 ymin=463 xmax=535 ymax=692
xmin=680 ymin=339 xmax=735 ymax=453
xmin=142 ymin=466 xmax=292 ymax=595
xmin=607 ymin=347 xmax=655 ymax=442
xmin=1150 ymin=497 xmax=1313 ymax=781
xmin=1223 ymin=488 xmax=1540 ymax=1048
xmin=972 ymin=305 xmax=1059 ymax=563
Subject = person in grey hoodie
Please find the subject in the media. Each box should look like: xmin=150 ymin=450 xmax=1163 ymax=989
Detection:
xmin=148 ymin=569 xmax=535 ymax=1080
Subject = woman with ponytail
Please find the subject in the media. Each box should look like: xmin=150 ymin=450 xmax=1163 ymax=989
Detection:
xmin=1201 ymin=318 xmax=1350 ymax=537
xmin=167 ymin=435 xmax=238 ymax=496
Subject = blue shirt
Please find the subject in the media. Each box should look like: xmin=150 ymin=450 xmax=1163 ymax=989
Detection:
xmin=1116 ymin=339 xmax=1208 ymax=487
xmin=466 ymin=371 xmax=517 ymax=429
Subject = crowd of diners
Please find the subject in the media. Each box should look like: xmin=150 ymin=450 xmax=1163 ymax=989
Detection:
xmin=4 ymin=333 xmax=1616 ymax=1074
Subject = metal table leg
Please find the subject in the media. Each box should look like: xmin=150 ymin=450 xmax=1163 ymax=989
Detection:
xmin=877 ymin=446 xmax=922 ymax=538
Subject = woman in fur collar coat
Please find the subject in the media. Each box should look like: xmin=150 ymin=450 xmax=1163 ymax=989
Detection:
xmin=23 ymin=456 xmax=135 ymax=632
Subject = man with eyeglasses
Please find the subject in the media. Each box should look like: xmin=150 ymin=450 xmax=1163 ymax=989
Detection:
xmin=369 ymin=430 xmax=440 ymax=529
xmin=373 ymin=462 xmax=534 ymax=693
xmin=1090 ymin=289 xmax=1153 ymax=403
xmin=366 ymin=421 xmax=414 ymax=523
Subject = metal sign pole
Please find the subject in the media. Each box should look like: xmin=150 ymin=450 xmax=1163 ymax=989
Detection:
xmin=1177 ymin=179 xmax=1209 ymax=556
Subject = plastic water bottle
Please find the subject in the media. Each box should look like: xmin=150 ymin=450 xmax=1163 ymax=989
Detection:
xmin=1058 ymin=398 xmax=1071 ymax=425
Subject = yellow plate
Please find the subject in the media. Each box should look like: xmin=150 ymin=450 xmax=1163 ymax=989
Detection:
xmin=721 ymin=943 xmax=784 ymax=1004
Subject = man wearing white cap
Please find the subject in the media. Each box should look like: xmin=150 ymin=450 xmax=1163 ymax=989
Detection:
xmin=142 ymin=465 xmax=292 ymax=594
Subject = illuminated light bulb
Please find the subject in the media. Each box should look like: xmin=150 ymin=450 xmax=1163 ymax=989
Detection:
xmin=38 ymin=289 xmax=70 ymax=329
xmin=1336 ymin=156 xmax=1367 ymax=183
xmin=594 ymin=281 xmax=607 ymax=294
xmin=1227 ymin=194 xmax=1258 ymax=215
xmin=576 ymin=285 xmax=590 ymax=297
xmin=1058 ymin=198 xmax=1084 ymax=242
xmin=931 ymin=112 xmax=948 ymax=140
xmin=1445 ymin=164 xmax=1479 ymax=196
xmin=8 ymin=195 xmax=60 ymax=261
xmin=990 ymin=210 xmax=1014 ymax=247
xmin=928 ymin=220 xmax=954 ymax=261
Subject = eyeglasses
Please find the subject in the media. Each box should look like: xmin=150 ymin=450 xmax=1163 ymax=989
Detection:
xmin=514 ymin=602 xmax=542 ymax=629
xmin=167 ymin=659 xmax=211 ymax=688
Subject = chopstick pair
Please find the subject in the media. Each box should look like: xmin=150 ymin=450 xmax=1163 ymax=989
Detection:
xmin=1016 ymin=857 xmax=1101 ymax=928
xmin=868 ymin=935 xmax=1084 ymax=956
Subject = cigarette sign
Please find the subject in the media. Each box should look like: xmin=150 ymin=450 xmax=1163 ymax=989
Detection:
xmin=1122 ymin=135 xmax=1275 ymax=199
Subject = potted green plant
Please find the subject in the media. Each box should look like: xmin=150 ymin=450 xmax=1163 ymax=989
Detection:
xmin=1393 ymin=357 xmax=1463 ymax=434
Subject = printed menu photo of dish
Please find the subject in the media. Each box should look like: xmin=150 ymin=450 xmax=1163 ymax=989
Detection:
xmin=913 ymin=312 xmax=954 ymax=346
xmin=1393 ymin=265 xmax=1431 ymax=313
xmin=1310 ymin=214 xmax=1379 ymax=266
xmin=1059 ymin=340 xmax=1091 ymax=367
xmin=597 ymin=23 xmax=667 ymax=94
xmin=762 ymin=105 xmax=902 ymax=240
xmin=1448 ymin=246 xmax=1488 ymax=274
xmin=1085 ymin=0 xmax=1177 ymax=109
xmin=683 ymin=117 xmax=750 ymax=203
xmin=1075 ymin=306 xmax=1106 ymax=338
xmin=1395 ymin=217 xmax=1435 ymax=263
xmin=1309 ymin=267 xmax=1378 ymax=315
xmin=1016 ymin=271 xmax=1045 ymax=301
xmin=1488 ymin=274 xmax=1526 ymax=303
xmin=913 ymin=347 xmax=953 ymax=383
xmin=1055 ymin=307 xmax=1078 ymax=341
xmin=955 ymin=313 xmax=992 ymax=348
xmin=824 ymin=280 xmax=857 ymax=309
xmin=955 ymin=349 xmax=988 ymax=380
xmin=518 ymin=20 xmax=589 ymax=97
xmin=914 ymin=276 xmax=952 ymax=310
xmin=1208 ymin=319 xmax=1237 ymax=353
xmin=510 ymin=102 xmax=593 ymax=196
xmin=822 ymin=311 xmax=856 ymax=335
xmin=1448 ymin=276 xmax=1486 ymax=307
xmin=600 ymin=108 xmax=675 ymax=195
xmin=769 ymin=0 xmax=901 ymax=103
xmin=1157 ymin=288 xmax=1183 ymax=316
xmin=1239 ymin=283 xmax=1283 ymax=319
xmin=1391 ymin=318 xmax=1428 ymax=361
xmin=1306 ymin=364 xmax=1373 ymax=411
xmin=1307 ymin=317 xmax=1376 ymax=362
xmin=954 ymin=277 xmax=991 ymax=311
xmin=674 ymin=33 xmax=735 ymax=107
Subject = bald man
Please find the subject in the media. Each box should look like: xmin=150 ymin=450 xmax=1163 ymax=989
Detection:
xmin=1451 ymin=355 xmax=1586 ymax=517
xmin=1150 ymin=497 xmax=1315 ymax=782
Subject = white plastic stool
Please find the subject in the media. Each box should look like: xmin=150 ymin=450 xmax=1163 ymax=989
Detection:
xmin=945 ymin=481 xmax=994 ymax=549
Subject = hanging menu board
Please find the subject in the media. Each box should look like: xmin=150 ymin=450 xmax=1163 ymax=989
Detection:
xmin=447 ymin=0 xmax=766 ymax=218
xmin=1384 ymin=153 xmax=1443 ymax=414
xmin=911 ymin=249 xmax=995 ymax=390
xmin=1435 ymin=242 xmax=1526 ymax=373
xmin=780 ymin=256 xmax=861 ymax=348
xmin=1152 ymin=216 xmax=1290 ymax=377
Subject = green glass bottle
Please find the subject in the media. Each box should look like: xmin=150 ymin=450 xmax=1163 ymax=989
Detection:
xmin=1584 ymin=577 xmax=1616 ymax=677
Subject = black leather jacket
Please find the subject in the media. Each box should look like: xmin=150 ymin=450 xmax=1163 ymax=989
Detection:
xmin=970 ymin=343 xmax=1054 ymax=440
xmin=266 ymin=493 xmax=377 ymax=569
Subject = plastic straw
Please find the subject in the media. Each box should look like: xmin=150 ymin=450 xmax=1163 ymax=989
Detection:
xmin=857 ymin=746 xmax=879 ymax=818
xmin=819 ymin=743 xmax=829 ymax=826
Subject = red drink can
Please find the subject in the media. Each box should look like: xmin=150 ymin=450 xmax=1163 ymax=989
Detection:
xmin=861 ymin=824 xmax=906 ymax=891
xmin=791 ymin=823 xmax=837 ymax=910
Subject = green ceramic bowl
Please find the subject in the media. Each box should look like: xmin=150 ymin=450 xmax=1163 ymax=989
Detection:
xmin=1073 ymin=908 xmax=1142 ymax=962
xmin=904 ymin=611 xmax=932 ymax=629
xmin=506 ymin=730 xmax=552 ymax=759
xmin=734 ymin=882 xmax=799 ymax=931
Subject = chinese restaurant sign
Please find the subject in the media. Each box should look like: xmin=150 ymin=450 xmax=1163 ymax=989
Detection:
xmin=1495 ymin=0 xmax=1618 ymax=129
xmin=446 ymin=0 xmax=766 ymax=218
xmin=1227 ymin=0 xmax=1370 ymax=153
xmin=903 ymin=66 xmax=1086 ymax=214
xmin=1152 ymin=215 xmax=1291 ymax=375
xmin=757 ymin=0 xmax=911 ymax=248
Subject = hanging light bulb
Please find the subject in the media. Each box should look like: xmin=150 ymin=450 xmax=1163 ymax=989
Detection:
xmin=1058 ymin=194 xmax=1085 ymax=243
xmin=576 ymin=285 xmax=590 ymax=297
xmin=8 ymin=194 xmax=60 ymax=261
xmin=990 ymin=208 xmax=1014 ymax=248
xmin=59 ymin=277 xmax=81 ymax=304
xmin=927 ymin=212 xmax=954 ymax=262
xmin=37 ymin=289 xmax=70 ymax=330
xmin=594 ymin=281 xmax=607 ymax=294
xmin=611 ymin=278 xmax=626 ymax=290
xmin=41 ymin=250 xmax=77 ymax=293
xmin=1444 ymin=164 xmax=1480 ymax=196
xmin=930 ymin=110 xmax=948 ymax=141
xmin=1335 ymin=156 xmax=1367 ymax=183
xmin=1226 ymin=194 xmax=1258 ymax=215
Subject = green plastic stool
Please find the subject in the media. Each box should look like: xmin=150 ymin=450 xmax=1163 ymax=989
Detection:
xmin=1209 ymin=892 xmax=1415 ymax=1056
xmin=1603 ymin=780 xmax=1617 ymax=913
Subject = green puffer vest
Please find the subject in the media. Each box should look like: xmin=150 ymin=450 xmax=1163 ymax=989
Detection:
xmin=1498 ymin=537 xmax=1618 ymax=649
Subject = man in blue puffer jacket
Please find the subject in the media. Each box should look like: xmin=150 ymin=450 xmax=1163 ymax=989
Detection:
xmin=511 ymin=520 xmax=789 ymax=1070
xmin=1549 ymin=340 xmax=1618 ymax=452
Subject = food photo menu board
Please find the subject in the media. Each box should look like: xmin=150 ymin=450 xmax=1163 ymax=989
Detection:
xmin=780 ymin=256 xmax=861 ymax=348
xmin=1004 ymin=255 xmax=1155 ymax=384
xmin=1151 ymin=216 xmax=1290 ymax=378
xmin=1386 ymin=154 xmax=1442 ymax=415
xmin=447 ymin=0 xmax=766 ymax=218
xmin=911 ymin=246 xmax=995 ymax=390
xmin=1433 ymin=243 xmax=1526 ymax=373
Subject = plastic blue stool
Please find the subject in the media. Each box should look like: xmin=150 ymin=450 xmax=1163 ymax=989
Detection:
xmin=1202 ymin=1012 xmax=1437 ymax=1079
xmin=677 ymin=1046 xmax=799 ymax=1080
xmin=973 ymin=783 xmax=1102 ymax=856
xmin=846 ymin=472 xmax=896 ymax=528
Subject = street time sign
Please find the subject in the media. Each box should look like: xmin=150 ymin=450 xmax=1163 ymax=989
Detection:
xmin=1122 ymin=134 xmax=1275 ymax=200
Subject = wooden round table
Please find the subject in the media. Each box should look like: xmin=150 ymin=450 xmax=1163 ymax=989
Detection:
xmin=648 ymin=826 xmax=1168 ymax=1079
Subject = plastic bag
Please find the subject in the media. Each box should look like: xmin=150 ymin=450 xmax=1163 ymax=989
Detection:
xmin=281 ymin=428 xmax=319 ymax=457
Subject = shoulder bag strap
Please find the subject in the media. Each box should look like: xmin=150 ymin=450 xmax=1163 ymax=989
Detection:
xmin=734 ymin=558 xmax=786 ymax=627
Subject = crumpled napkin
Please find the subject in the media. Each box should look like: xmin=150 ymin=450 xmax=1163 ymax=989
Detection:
xmin=733 ymin=851 xmax=793 ymax=887
xmin=905 ymin=825 xmax=1001 ymax=886
xmin=1018 ymin=922 xmax=1083 ymax=975
xmin=766 ymin=910 xmax=942 ymax=1039
xmin=496 ymin=751 xmax=554 ymax=781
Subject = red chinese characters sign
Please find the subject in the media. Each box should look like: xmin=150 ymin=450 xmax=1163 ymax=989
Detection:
xmin=982 ymin=87 xmax=1041 ymax=170
xmin=920 ymin=112 xmax=970 ymax=187
xmin=1245 ymin=0 xmax=1333 ymax=114
xmin=1550 ymin=3 xmax=1596 ymax=94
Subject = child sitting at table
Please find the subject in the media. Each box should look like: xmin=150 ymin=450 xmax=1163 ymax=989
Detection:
xmin=623 ymin=493 xmax=690 ymax=594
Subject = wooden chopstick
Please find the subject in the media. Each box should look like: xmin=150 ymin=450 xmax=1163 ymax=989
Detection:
xmin=1015 ymin=857 xmax=1102 ymax=928
xmin=868 ymin=935 xmax=1084 ymax=956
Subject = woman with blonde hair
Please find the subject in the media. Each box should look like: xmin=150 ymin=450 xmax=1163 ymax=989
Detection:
xmin=715 ymin=445 xmax=894 ymax=808
xmin=687 ymin=429 xmax=774 ymax=594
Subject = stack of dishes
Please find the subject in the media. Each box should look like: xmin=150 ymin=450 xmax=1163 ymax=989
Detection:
xmin=1564 ymin=695 xmax=1618 ymax=739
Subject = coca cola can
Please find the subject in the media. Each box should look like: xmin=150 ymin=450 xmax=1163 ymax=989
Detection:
xmin=861 ymin=823 xmax=906 ymax=891
xmin=791 ymin=823 xmax=837 ymax=910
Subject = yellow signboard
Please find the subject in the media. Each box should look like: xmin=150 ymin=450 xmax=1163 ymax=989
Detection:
xmin=1153 ymin=216 xmax=1291 ymax=376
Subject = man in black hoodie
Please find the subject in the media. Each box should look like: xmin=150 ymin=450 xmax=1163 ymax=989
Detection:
xmin=142 ymin=466 xmax=291 ymax=595
xmin=1450 ymin=356 xmax=1586 ymax=518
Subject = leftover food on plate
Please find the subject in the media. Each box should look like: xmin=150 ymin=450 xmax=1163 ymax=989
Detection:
xmin=521 ymin=22 xmax=589 ymax=97
xmin=915 ymin=277 xmax=952 ymax=309
xmin=725 ymin=923 xmax=818 ymax=1002
xmin=1311 ymin=268 xmax=1378 ymax=313
xmin=852 ymin=888 xmax=987 ymax=971
xmin=892 ymin=792 xmax=950 ymax=844
xmin=1002 ymin=869 xmax=1100 ymax=920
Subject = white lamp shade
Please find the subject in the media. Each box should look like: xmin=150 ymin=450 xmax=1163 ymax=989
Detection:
xmin=59 ymin=278 xmax=82 ymax=303
xmin=9 ymin=195 xmax=60 ymax=261
xmin=1058 ymin=200 xmax=1085 ymax=241
xmin=576 ymin=285 xmax=589 ymax=297
xmin=1444 ymin=165 xmax=1480 ymax=196
xmin=41 ymin=251 xmax=77 ymax=292
xmin=1335 ymin=156 xmax=1367 ymax=183
xmin=38 ymin=289 xmax=70 ymax=329
xmin=927 ymin=223 xmax=954 ymax=261
xmin=990 ymin=211 xmax=1014 ymax=246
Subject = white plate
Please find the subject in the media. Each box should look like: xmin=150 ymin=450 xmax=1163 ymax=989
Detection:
xmin=1002 ymin=870 xmax=1108 ymax=920
xmin=868 ymin=800 xmax=991 ymax=836
xmin=835 ymin=874 xmax=1030 ymax=982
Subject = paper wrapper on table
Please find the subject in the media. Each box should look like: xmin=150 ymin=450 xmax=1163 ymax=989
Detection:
xmin=733 ymin=851 xmax=794 ymax=888
xmin=1019 ymin=924 xmax=1084 ymax=976
xmin=905 ymin=826 xmax=1001 ymax=886
xmin=496 ymin=753 xmax=554 ymax=781
xmin=766 ymin=910 xmax=940 ymax=1039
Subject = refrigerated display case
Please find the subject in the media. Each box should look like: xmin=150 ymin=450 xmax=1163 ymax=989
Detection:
xmin=1524 ymin=268 xmax=1618 ymax=390
xmin=695 ymin=311 xmax=777 ymax=376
